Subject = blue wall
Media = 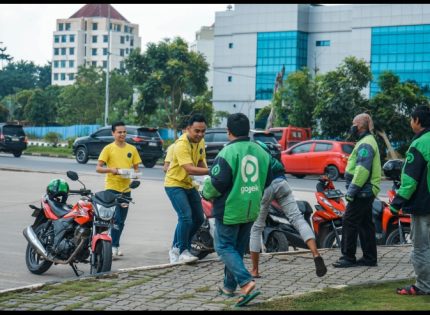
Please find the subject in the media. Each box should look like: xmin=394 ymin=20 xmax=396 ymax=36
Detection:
xmin=24 ymin=125 xmax=176 ymax=141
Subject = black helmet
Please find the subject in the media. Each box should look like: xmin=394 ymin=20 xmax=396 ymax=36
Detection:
xmin=46 ymin=178 xmax=69 ymax=203
xmin=382 ymin=159 xmax=403 ymax=181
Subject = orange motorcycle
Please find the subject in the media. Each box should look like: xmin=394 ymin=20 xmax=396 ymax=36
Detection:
xmin=23 ymin=171 xmax=139 ymax=276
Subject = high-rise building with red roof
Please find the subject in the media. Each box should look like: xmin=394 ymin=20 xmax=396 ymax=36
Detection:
xmin=52 ymin=4 xmax=141 ymax=85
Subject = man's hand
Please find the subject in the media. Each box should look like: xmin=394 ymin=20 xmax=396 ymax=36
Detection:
xmin=389 ymin=204 xmax=400 ymax=215
xmin=345 ymin=194 xmax=354 ymax=203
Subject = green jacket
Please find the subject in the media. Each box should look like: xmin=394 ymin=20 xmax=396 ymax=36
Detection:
xmin=391 ymin=128 xmax=430 ymax=215
xmin=202 ymin=137 xmax=272 ymax=225
xmin=345 ymin=132 xmax=381 ymax=198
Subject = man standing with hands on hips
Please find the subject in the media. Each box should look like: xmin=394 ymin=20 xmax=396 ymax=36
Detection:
xmin=96 ymin=121 xmax=142 ymax=258
xmin=333 ymin=113 xmax=381 ymax=268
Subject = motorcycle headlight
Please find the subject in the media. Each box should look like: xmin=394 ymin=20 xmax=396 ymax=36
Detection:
xmin=96 ymin=204 xmax=116 ymax=220
xmin=333 ymin=209 xmax=344 ymax=217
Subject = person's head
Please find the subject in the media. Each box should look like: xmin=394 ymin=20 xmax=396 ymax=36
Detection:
xmin=351 ymin=113 xmax=374 ymax=137
xmin=227 ymin=113 xmax=250 ymax=140
xmin=179 ymin=119 xmax=188 ymax=134
xmin=186 ymin=114 xmax=207 ymax=143
xmin=111 ymin=121 xmax=126 ymax=143
xmin=411 ymin=105 xmax=430 ymax=134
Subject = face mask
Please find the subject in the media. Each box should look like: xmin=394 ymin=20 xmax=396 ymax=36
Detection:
xmin=348 ymin=125 xmax=359 ymax=141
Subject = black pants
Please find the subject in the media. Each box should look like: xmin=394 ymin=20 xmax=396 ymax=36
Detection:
xmin=340 ymin=196 xmax=377 ymax=263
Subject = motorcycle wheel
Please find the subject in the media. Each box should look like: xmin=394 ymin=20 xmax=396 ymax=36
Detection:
xmin=25 ymin=223 xmax=53 ymax=275
xmin=265 ymin=231 xmax=289 ymax=253
xmin=386 ymin=226 xmax=411 ymax=245
xmin=91 ymin=240 xmax=112 ymax=275
xmin=322 ymin=229 xmax=361 ymax=249
xmin=190 ymin=232 xmax=213 ymax=260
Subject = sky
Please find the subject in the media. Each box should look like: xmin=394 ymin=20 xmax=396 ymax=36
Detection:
xmin=0 ymin=3 xmax=229 ymax=66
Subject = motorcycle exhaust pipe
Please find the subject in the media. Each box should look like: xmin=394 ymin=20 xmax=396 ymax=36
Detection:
xmin=23 ymin=226 xmax=50 ymax=260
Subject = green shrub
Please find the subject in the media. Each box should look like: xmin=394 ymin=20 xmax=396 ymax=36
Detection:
xmin=44 ymin=132 xmax=62 ymax=147
xmin=67 ymin=137 xmax=77 ymax=149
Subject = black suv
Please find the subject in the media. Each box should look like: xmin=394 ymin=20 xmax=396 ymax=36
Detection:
xmin=204 ymin=128 xmax=281 ymax=166
xmin=0 ymin=123 xmax=27 ymax=157
xmin=72 ymin=125 xmax=164 ymax=168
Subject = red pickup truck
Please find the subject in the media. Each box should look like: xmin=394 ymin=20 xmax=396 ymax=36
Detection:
xmin=268 ymin=126 xmax=311 ymax=151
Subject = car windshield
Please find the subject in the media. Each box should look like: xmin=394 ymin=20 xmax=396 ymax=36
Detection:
xmin=253 ymin=133 xmax=278 ymax=144
xmin=342 ymin=144 xmax=354 ymax=154
xmin=3 ymin=125 xmax=25 ymax=136
xmin=137 ymin=129 xmax=160 ymax=138
xmin=271 ymin=131 xmax=283 ymax=141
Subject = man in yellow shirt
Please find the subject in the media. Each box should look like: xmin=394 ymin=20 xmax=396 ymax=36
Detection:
xmin=165 ymin=114 xmax=209 ymax=263
xmin=163 ymin=121 xmax=188 ymax=173
xmin=96 ymin=121 xmax=142 ymax=258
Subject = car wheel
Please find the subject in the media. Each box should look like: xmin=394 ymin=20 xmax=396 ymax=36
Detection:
xmin=13 ymin=151 xmax=22 ymax=157
xmin=326 ymin=165 xmax=340 ymax=181
xmin=143 ymin=160 xmax=157 ymax=168
xmin=75 ymin=147 xmax=89 ymax=164
xmin=293 ymin=174 xmax=306 ymax=179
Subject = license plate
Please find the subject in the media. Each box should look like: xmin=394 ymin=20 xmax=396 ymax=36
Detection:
xmin=149 ymin=142 xmax=157 ymax=147
xmin=11 ymin=137 xmax=19 ymax=142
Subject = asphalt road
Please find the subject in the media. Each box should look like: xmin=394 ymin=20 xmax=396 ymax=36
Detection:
xmin=0 ymin=153 xmax=392 ymax=291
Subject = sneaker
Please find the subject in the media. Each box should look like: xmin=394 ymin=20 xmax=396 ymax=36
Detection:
xmin=112 ymin=247 xmax=123 ymax=257
xmin=169 ymin=247 xmax=180 ymax=264
xmin=178 ymin=249 xmax=198 ymax=264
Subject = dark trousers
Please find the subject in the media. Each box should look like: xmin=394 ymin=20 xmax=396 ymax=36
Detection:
xmin=340 ymin=196 xmax=377 ymax=263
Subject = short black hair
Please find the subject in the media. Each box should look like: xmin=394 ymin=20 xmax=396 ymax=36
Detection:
xmin=178 ymin=118 xmax=189 ymax=130
xmin=188 ymin=114 xmax=206 ymax=127
xmin=112 ymin=121 xmax=126 ymax=132
xmin=411 ymin=105 xmax=430 ymax=128
xmin=227 ymin=113 xmax=250 ymax=137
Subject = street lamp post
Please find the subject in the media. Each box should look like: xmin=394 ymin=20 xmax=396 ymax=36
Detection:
xmin=104 ymin=5 xmax=111 ymax=126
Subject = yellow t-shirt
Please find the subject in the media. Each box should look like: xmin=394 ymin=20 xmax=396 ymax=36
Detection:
xmin=164 ymin=143 xmax=175 ymax=163
xmin=98 ymin=142 xmax=142 ymax=192
xmin=164 ymin=133 xmax=206 ymax=189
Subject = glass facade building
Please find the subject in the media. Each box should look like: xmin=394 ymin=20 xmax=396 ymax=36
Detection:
xmin=370 ymin=24 xmax=430 ymax=96
xmin=255 ymin=31 xmax=308 ymax=100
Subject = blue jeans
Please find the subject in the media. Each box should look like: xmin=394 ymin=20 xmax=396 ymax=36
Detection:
xmin=107 ymin=190 xmax=130 ymax=248
xmin=411 ymin=213 xmax=430 ymax=293
xmin=165 ymin=187 xmax=204 ymax=254
xmin=214 ymin=218 xmax=254 ymax=292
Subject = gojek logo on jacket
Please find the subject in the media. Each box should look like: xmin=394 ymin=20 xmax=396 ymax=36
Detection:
xmin=241 ymin=155 xmax=259 ymax=194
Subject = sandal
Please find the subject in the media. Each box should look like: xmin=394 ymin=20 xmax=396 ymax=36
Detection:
xmin=397 ymin=285 xmax=430 ymax=295
xmin=217 ymin=286 xmax=235 ymax=297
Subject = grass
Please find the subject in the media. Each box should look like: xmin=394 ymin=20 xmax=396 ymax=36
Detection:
xmin=253 ymin=279 xmax=430 ymax=311
xmin=25 ymin=145 xmax=73 ymax=156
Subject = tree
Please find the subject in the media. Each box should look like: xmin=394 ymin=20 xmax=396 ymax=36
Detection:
xmin=24 ymin=86 xmax=61 ymax=125
xmin=36 ymin=62 xmax=52 ymax=89
xmin=278 ymin=67 xmax=318 ymax=128
xmin=58 ymin=66 xmax=105 ymax=125
xmin=125 ymin=37 xmax=209 ymax=138
xmin=0 ymin=102 xmax=9 ymax=122
xmin=0 ymin=61 xmax=39 ymax=99
xmin=368 ymin=71 xmax=430 ymax=159
xmin=314 ymin=56 xmax=372 ymax=139
xmin=0 ymin=46 xmax=13 ymax=69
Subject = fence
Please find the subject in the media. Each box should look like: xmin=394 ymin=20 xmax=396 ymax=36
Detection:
xmin=23 ymin=125 xmax=176 ymax=141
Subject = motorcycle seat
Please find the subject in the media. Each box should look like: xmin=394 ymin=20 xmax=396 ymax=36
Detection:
xmin=296 ymin=200 xmax=313 ymax=216
xmin=46 ymin=199 xmax=71 ymax=218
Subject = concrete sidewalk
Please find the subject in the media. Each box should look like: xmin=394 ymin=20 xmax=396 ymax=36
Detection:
xmin=0 ymin=245 xmax=414 ymax=310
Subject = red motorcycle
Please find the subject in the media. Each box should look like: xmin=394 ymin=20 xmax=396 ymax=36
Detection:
xmin=372 ymin=159 xmax=411 ymax=245
xmin=312 ymin=175 xmax=346 ymax=248
xmin=23 ymin=171 xmax=139 ymax=276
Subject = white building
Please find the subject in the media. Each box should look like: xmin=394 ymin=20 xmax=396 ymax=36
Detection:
xmin=51 ymin=3 xmax=141 ymax=86
xmin=190 ymin=25 xmax=214 ymax=91
xmin=212 ymin=4 xmax=430 ymax=128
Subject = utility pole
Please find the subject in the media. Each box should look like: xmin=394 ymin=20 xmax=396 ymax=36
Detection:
xmin=104 ymin=5 xmax=111 ymax=126
xmin=265 ymin=65 xmax=285 ymax=130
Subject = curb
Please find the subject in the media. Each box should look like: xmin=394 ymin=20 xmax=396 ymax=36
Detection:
xmin=23 ymin=152 xmax=74 ymax=159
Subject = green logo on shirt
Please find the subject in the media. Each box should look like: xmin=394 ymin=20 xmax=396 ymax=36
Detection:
xmin=211 ymin=164 xmax=220 ymax=176
xmin=358 ymin=148 xmax=369 ymax=158
xmin=406 ymin=152 xmax=414 ymax=164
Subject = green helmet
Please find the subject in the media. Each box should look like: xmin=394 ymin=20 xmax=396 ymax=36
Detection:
xmin=47 ymin=179 xmax=69 ymax=203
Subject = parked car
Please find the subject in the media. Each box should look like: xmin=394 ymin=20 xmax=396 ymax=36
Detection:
xmin=280 ymin=140 xmax=355 ymax=181
xmin=0 ymin=123 xmax=27 ymax=157
xmin=72 ymin=125 xmax=163 ymax=168
xmin=204 ymin=128 xmax=281 ymax=166
xmin=268 ymin=126 xmax=312 ymax=151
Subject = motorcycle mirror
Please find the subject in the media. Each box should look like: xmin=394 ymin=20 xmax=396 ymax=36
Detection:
xmin=67 ymin=171 xmax=79 ymax=181
xmin=129 ymin=180 xmax=140 ymax=189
